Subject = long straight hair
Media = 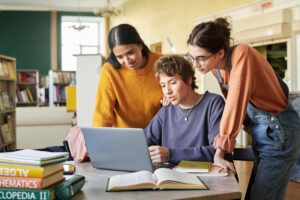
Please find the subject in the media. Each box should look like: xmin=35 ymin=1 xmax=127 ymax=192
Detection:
xmin=105 ymin=24 xmax=150 ymax=69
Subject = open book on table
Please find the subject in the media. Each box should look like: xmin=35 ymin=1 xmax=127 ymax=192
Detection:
xmin=106 ymin=168 xmax=208 ymax=191
xmin=173 ymin=160 xmax=228 ymax=177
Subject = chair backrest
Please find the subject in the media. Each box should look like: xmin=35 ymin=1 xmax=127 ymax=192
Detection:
xmin=232 ymin=148 xmax=254 ymax=161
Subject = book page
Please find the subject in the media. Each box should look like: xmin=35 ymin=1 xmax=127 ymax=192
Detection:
xmin=154 ymin=168 xmax=201 ymax=186
xmin=109 ymin=171 xmax=155 ymax=187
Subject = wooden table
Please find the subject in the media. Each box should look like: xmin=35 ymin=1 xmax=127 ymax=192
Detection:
xmin=71 ymin=162 xmax=241 ymax=200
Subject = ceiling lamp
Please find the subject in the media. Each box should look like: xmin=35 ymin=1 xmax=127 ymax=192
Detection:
xmin=93 ymin=0 xmax=122 ymax=17
xmin=70 ymin=0 xmax=89 ymax=31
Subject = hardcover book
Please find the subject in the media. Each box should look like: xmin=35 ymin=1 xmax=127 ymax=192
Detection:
xmin=174 ymin=160 xmax=228 ymax=177
xmin=0 ymin=170 xmax=64 ymax=189
xmin=0 ymin=123 xmax=13 ymax=144
xmin=106 ymin=168 xmax=208 ymax=191
xmin=6 ymin=62 xmax=16 ymax=79
xmin=0 ymin=163 xmax=63 ymax=178
xmin=2 ymin=62 xmax=9 ymax=77
xmin=0 ymin=149 xmax=69 ymax=167
xmin=175 ymin=160 xmax=211 ymax=173
xmin=0 ymin=62 xmax=5 ymax=77
xmin=0 ymin=182 xmax=60 ymax=200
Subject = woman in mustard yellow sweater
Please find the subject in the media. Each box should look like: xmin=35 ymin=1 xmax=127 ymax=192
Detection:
xmin=92 ymin=24 xmax=163 ymax=128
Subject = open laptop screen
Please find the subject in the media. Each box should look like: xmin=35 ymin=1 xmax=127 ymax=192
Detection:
xmin=82 ymin=127 xmax=154 ymax=172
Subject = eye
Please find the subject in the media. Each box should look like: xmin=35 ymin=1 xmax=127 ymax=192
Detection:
xmin=127 ymin=49 xmax=134 ymax=55
xmin=115 ymin=55 xmax=123 ymax=59
xmin=171 ymin=81 xmax=176 ymax=85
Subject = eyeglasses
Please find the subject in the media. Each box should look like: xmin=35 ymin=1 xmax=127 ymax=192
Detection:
xmin=184 ymin=53 xmax=214 ymax=66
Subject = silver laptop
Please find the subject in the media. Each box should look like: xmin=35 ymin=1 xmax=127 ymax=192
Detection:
xmin=82 ymin=127 xmax=154 ymax=172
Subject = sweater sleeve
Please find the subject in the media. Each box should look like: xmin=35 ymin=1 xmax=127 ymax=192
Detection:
xmin=213 ymin=46 xmax=253 ymax=153
xmin=92 ymin=64 xmax=116 ymax=127
xmin=169 ymin=96 xmax=225 ymax=163
xmin=144 ymin=108 xmax=163 ymax=145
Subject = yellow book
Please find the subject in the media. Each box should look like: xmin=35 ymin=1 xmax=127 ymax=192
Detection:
xmin=66 ymin=86 xmax=76 ymax=111
xmin=0 ymin=163 xmax=63 ymax=178
xmin=175 ymin=160 xmax=212 ymax=172
xmin=106 ymin=168 xmax=207 ymax=191
xmin=6 ymin=62 xmax=16 ymax=79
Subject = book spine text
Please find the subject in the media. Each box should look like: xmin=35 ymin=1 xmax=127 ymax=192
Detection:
xmin=0 ymin=166 xmax=42 ymax=178
xmin=0 ymin=176 xmax=42 ymax=189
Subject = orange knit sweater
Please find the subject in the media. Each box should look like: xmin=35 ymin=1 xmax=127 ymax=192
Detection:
xmin=92 ymin=53 xmax=163 ymax=128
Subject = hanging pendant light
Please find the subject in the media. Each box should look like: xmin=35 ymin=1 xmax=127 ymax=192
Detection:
xmin=93 ymin=0 xmax=122 ymax=17
xmin=70 ymin=0 xmax=89 ymax=31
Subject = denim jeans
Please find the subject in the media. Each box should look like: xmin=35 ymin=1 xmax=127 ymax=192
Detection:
xmin=245 ymin=101 xmax=300 ymax=200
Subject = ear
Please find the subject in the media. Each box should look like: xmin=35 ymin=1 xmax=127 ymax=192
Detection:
xmin=138 ymin=43 xmax=143 ymax=51
xmin=216 ymin=49 xmax=225 ymax=59
xmin=187 ymin=76 xmax=193 ymax=86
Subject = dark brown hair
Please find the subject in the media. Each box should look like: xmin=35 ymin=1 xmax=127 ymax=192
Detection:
xmin=105 ymin=24 xmax=150 ymax=69
xmin=187 ymin=17 xmax=232 ymax=54
xmin=154 ymin=55 xmax=198 ymax=90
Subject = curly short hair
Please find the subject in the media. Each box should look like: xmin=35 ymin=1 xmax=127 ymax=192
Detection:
xmin=154 ymin=55 xmax=198 ymax=90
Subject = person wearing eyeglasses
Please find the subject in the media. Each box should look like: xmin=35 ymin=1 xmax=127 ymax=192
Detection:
xmin=187 ymin=17 xmax=300 ymax=200
xmin=145 ymin=55 xmax=225 ymax=164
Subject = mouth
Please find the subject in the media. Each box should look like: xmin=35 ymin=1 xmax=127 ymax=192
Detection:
xmin=127 ymin=61 xmax=136 ymax=68
xmin=167 ymin=96 xmax=176 ymax=102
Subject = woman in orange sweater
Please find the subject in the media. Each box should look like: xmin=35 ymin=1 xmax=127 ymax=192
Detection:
xmin=187 ymin=18 xmax=300 ymax=200
xmin=92 ymin=24 xmax=163 ymax=128
xmin=67 ymin=24 xmax=162 ymax=162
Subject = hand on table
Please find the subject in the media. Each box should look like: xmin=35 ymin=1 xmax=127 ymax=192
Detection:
xmin=213 ymin=148 xmax=236 ymax=174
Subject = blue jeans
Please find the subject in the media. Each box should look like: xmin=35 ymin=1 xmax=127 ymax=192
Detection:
xmin=245 ymin=102 xmax=300 ymax=200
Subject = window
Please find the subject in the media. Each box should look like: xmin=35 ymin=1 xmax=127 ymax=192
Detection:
xmin=61 ymin=16 xmax=105 ymax=71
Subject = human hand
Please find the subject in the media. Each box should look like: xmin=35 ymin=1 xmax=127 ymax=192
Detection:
xmin=160 ymin=96 xmax=171 ymax=107
xmin=148 ymin=146 xmax=170 ymax=163
xmin=213 ymin=148 xmax=236 ymax=174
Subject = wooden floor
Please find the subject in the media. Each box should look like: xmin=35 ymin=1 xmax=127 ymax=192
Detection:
xmin=234 ymin=161 xmax=300 ymax=200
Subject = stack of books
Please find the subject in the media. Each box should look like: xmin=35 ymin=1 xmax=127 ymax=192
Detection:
xmin=0 ymin=149 xmax=69 ymax=200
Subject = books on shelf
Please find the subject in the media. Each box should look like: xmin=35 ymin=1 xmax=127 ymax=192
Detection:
xmin=0 ymin=60 xmax=15 ymax=79
xmin=6 ymin=62 xmax=16 ymax=79
xmin=17 ymin=71 xmax=37 ymax=84
xmin=0 ymin=170 xmax=64 ymax=189
xmin=173 ymin=160 xmax=228 ymax=177
xmin=0 ymin=92 xmax=14 ymax=111
xmin=106 ymin=168 xmax=208 ymax=191
xmin=0 ymin=123 xmax=14 ymax=144
xmin=0 ymin=182 xmax=58 ymax=200
xmin=52 ymin=71 xmax=76 ymax=84
xmin=0 ymin=149 xmax=69 ymax=167
xmin=2 ymin=62 xmax=9 ymax=77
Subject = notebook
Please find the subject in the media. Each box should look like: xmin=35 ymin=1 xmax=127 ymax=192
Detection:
xmin=81 ymin=127 xmax=154 ymax=172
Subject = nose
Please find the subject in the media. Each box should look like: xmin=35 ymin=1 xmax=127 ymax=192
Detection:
xmin=193 ymin=59 xmax=200 ymax=68
xmin=122 ymin=56 xmax=131 ymax=66
xmin=164 ymin=85 xmax=172 ymax=95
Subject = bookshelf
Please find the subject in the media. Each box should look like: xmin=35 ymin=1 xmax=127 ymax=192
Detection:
xmin=49 ymin=70 xmax=76 ymax=107
xmin=16 ymin=70 xmax=39 ymax=107
xmin=0 ymin=54 xmax=16 ymax=151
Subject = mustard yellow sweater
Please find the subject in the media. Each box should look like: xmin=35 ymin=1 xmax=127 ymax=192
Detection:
xmin=92 ymin=53 xmax=163 ymax=128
